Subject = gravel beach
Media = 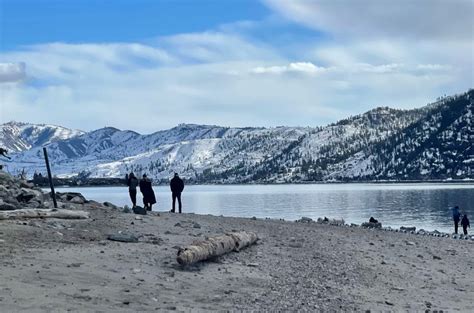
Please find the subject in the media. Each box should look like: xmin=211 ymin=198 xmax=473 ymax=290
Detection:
xmin=1 ymin=204 xmax=473 ymax=312
xmin=0 ymin=171 xmax=473 ymax=312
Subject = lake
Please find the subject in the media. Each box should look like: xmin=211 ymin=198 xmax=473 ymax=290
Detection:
xmin=54 ymin=183 xmax=474 ymax=234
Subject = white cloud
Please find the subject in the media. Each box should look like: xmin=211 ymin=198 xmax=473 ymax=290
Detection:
xmin=251 ymin=62 xmax=325 ymax=74
xmin=0 ymin=63 xmax=26 ymax=83
xmin=263 ymin=0 xmax=474 ymax=40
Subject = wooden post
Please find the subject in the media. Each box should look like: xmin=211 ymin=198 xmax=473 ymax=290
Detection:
xmin=43 ymin=147 xmax=57 ymax=208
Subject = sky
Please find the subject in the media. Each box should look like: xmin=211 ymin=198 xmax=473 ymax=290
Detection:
xmin=0 ymin=0 xmax=473 ymax=133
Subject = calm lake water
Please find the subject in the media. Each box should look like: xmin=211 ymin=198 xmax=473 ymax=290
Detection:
xmin=55 ymin=183 xmax=474 ymax=234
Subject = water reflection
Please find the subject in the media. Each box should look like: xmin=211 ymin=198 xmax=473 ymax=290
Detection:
xmin=55 ymin=183 xmax=474 ymax=233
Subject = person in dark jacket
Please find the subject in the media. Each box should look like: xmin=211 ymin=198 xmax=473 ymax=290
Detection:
xmin=169 ymin=173 xmax=184 ymax=213
xmin=452 ymin=206 xmax=461 ymax=234
xmin=126 ymin=172 xmax=139 ymax=207
xmin=461 ymin=214 xmax=470 ymax=235
xmin=139 ymin=174 xmax=156 ymax=211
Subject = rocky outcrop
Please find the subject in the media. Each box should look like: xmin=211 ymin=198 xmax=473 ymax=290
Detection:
xmin=0 ymin=171 xmax=47 ymax=210
xmin=0 ymin=170 xmax=122 ymax=212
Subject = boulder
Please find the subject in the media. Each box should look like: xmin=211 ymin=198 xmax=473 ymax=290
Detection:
xmin=296 ymin=217 xmax=313 ymax=223
xmin=20 ymin=181 xmax=34 ymax=189
xmin=361 ymin=222 xmax=382 ymax=229
xmin=16 ymin=188 xmax=42 ymax=203
xmin=0 ymin=199 xmax=20 ymax=211
xmin=0 ymin=185 xmax=10 ymax=197
xmin=400 ymin=226 xmax=416 ymax=232
xmin=0 ymin=171 xmax=15 ymax=185
xmin=70 ymin=196 xmax=86 ymax=204
xmin=56 ymin=192 xmax=86 ymax=202
xmin=103 ymin=201 xmax=119 ymax=209
xmin=132 ymin=206 xmax=147 ymax=215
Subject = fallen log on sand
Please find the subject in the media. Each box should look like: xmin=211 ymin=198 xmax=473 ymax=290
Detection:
xmin=0 ymin=208 xmax=90 ymax=220
xmin=177 ymin=231 xmax=258 ymax=266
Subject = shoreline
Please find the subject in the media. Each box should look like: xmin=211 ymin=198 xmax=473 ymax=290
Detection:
xmin=31 ymin=178 xmax=474 ymax=188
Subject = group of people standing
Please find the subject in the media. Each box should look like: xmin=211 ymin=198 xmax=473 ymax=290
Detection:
xmin=126 ymin=172 xmax=184 ymax=213
xmin=452 ymin=206 xmax=470 ymax=235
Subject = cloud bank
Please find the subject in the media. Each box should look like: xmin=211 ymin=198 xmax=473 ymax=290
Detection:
xmin=0 ymin=1 xmax=472 ymax=133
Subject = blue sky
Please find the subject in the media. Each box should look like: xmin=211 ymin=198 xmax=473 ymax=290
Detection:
xmin=1 ymin=0 xmax=270 ymax=50
xmin=0 ymin=0 xmax=472 ymax=133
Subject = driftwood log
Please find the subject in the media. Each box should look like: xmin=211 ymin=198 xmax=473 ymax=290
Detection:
xmin=0 ymin=209 xmax=90 ymax=220
xmin=177 ymin=231 xmax=258 ymax=265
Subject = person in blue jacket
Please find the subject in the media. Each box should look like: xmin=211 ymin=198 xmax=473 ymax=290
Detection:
xmin=452 ymin=206 xmax=461 ymax=234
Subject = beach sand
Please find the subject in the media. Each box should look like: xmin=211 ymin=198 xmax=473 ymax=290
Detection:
xmin=0 ymin=202 xmax=473 ymax=312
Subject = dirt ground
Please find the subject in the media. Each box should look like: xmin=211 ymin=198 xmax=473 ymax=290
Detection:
xmin=1 ymin=204 xmax=473 ymax=312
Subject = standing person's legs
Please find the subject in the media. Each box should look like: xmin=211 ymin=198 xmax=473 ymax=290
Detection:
xmin=171 ymin=193 xmax=176 ymax=213
xmin=143 ymin=197 xmax=148 ymax=209
xmin=148 ymin=203 xmax=152 ymax=211
xmin=129 ymin=190 xmax=137 ymax=207
xmin=177 ymin=193 xmax=182 ymax=213
xmin=463 ymin=226 xmax=468 ymax=235
xmin=454 ymin=219 xmax=459 ymax=234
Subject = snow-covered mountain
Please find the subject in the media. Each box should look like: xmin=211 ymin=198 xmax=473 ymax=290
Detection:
xmin=0 ymin=121 xmax=84 ymax=152
xmin=2 ymin=89 xmax=472 ymax=182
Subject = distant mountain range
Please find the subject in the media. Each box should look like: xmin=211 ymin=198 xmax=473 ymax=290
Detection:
xmin=1 ymin=89 xmax=472 ymax=183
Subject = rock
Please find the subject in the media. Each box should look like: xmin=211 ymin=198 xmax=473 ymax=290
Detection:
xmin=251 ymin=216 xmax=257 ymax=220
xmin=405 ymin=241 xmax=416 ymax=246
xmin=433 ymin=255 xmax=442 ymax=260
xmin=193 ymin=222 xmax=201 ymax=229
xmin=56 ymin=192 xmax=86 ymax=203
xmin=0 ymin=171 xmax=15 ymax=184
xmin=361 ymin=222 xmax=382 ymax=229
xmin=289 ymin=242 xmax=303 ymax=248
xmin=400 ymin=226 xmax=416 ymax=232
xmin=133 ymin=206 xmax=147 ymax=215
xmin=0 ymin=184 xmax=10 ymax=196
xmin=20 ymin=181 xmax=34 ymax=189
xmin=103 ymin=201 xmax=118 ymax=209
xmin=297 ymin=217 xmax=313 ymax=223
xmin=70 ymin=196 xmax=86 ymax=204
xmin=16 ymin=188 xmax=41 ymax=203
xmin=0 ymin=199 xmax=19 ymax=211
xmin=122 ymin=206 xmax=132 ymax=213
xmin=107 ymin=233 xmax=139 ymax=243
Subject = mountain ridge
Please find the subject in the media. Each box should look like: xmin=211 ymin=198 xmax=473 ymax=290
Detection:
xmin=2 ymin=89 xmax=472 ymax=182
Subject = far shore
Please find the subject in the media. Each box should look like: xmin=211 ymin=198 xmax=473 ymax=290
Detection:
xmin=34 ymin=178 xmax=474 ymax=188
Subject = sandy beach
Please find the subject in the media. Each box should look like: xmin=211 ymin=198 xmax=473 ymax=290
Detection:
xmin=1 ymin=193 xmax=473 ymax=312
